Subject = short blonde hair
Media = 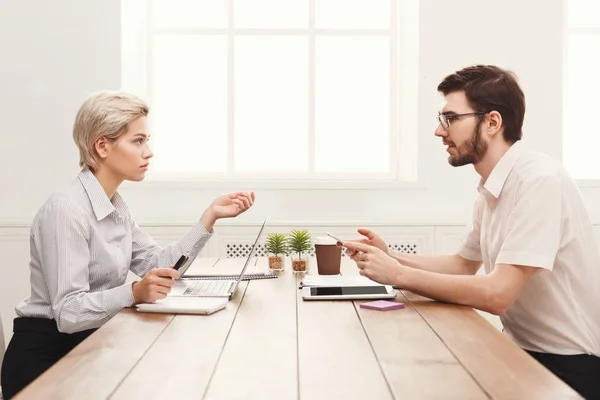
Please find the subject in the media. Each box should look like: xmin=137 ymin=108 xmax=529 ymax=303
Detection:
xmin=73 ymin=91 xmax=149 ymax=170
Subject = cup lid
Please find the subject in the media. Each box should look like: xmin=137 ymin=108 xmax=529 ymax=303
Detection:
xmin=313 ymin=236 xmax=337 ymax=245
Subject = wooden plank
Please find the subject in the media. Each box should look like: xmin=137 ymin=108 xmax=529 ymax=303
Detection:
xmin=402 ymin=291 xmax=583 ymax=399
xmin=14 ymin=309 xmax=173 ymax=400
xmin=110 ymin=284 xmax=250 ymax=399
xmin=203 ymin=258 xmax=297 ymax=399
xmin=339 ymin=259 xmax=488 ymax=399
xmin=297 ymin=258 xmax=392 ymax=399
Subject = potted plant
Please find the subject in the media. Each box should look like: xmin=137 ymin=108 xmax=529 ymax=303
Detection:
xmin=287 ymin=229 xmax=312 ymax=273
xmin=265 ymin=232 xmax=288 ymax=271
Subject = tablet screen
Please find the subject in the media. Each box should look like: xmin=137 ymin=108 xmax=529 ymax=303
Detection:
xmin=310 ymin=286 xmax=388 ymax=296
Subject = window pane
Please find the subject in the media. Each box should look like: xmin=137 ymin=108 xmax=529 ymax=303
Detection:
xmin=151 ymin=0 xmax=227 ymax=29
xmin=315 ymin=37 xmax=390 ymax=173
xmin=121 ymin=0 xmax=147 ymax=96
xmin=235 ymin=36 xmax=309 ymax=172
xmin=235 ymin=0 xmax=308 ymax=29
xmin=316 ymin=0 xmax=390 ymax=29
xmin=563 ymin=34 xmax=600 ymax=179
xmin=567 ymin=0 xmax=600 ymax=29
xmin=151 ymin=35 xmax=228 ymax=173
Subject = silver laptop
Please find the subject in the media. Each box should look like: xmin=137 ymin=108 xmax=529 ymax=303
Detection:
xmin=169 ymin=217 xmax=268 ymax=299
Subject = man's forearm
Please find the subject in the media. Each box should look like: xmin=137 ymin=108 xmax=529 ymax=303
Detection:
xmin=390 ymin=252 xmax=480 ymax=275
xmin=398 ymin=267 xmax=500 ymax=314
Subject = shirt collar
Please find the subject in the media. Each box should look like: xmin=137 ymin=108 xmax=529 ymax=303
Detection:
xmin=478 ymin=140 xmax=525 ymax=199
xmin=78 ymin=169 xmax=129 ymax=221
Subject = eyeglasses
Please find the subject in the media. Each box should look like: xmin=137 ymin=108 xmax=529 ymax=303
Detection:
xmin=437 ymin=111 xmax=487 ymax=129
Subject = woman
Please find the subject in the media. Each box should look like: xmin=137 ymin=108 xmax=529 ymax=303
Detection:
xmin=0 ymin=91 xmax=255 ymax=399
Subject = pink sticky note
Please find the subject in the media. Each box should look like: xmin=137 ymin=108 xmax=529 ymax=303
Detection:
xmin=360 ymin=300 xmax=405 ymax=311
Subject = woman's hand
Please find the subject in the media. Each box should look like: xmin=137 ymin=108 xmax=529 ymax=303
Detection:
xmin=132 ymin=267 xmax=180 ymax=304
xmin=200 ymin=191 xmax=256 ymax=231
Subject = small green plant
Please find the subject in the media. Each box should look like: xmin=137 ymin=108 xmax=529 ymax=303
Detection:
xmin=287 ymin=229 xmax=312 ymax=259
xmin=265 ymin=233 xmax=288 ymax=256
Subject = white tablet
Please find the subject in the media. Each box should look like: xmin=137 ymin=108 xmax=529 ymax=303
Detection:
xmin=302 ymin=285 xmax=396 ymax=301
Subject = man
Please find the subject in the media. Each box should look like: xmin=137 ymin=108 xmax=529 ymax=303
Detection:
xmin=343 ymin=65 xmax=600 ymax=399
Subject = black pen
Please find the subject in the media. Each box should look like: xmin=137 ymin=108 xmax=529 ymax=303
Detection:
xmin=173 ymin=255 xmax=187 ymax=271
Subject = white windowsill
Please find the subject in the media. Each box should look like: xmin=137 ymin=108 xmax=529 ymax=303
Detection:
xmin=574 ymin=179 xmax=600 ymax=187
xmin=120 ymin=179 xmax=426 ymax=191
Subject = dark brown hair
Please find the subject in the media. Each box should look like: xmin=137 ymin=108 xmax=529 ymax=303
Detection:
xmin=437 ymin=65 xmax=525 ymax=144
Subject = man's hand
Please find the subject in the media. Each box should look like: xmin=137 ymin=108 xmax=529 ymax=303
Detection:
xmin=132 ymin=267 xmax=180 ymax=304
xmin=343 ymin=241 xmax=404 ymax=285
xmin=344 ymin=228 xmax=390 ymax=257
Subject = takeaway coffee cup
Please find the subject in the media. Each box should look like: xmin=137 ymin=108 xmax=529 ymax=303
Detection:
xmin=314 ymin=236 xmax=342 ymax=275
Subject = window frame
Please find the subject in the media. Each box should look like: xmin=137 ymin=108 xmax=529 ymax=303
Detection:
xmin=562 ymin=0 xmax=600 ymax=184
xmin=121 ymin=0 xmax=420 ymax=189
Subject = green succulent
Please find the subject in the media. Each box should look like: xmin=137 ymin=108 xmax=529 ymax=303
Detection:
xmin=287 ymin=229 xmax=312 ymax=259
xmin=265 ymin=233 xmax=288 ymax=256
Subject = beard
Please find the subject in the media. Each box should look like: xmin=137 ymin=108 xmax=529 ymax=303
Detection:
xmin=447 ymin=122 xmax=488 ymax=167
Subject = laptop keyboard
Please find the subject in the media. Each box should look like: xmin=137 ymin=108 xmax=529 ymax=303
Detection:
xmin=184 ymin=280 xmax=230 ymax=296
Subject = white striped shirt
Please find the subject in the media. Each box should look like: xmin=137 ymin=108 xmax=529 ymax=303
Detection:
xmin=16 ymin=169 xmax=212 ymax=333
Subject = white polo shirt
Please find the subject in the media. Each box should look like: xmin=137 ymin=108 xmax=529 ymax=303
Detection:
xmin=459 ymin=141 xmax=600 ymax=356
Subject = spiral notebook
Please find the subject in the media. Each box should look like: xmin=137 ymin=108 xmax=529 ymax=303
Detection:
xmin=183 ymin=273 xmax=277 ymax=281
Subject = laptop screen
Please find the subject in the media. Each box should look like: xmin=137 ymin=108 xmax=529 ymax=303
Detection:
xmin=230 ymin=217 xmax=268 ymax=291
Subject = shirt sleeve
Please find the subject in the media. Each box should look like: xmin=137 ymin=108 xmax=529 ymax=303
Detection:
xmin=128 ymin=220 xmax=213 ymax=278
xmin=495 ymin=175 xmax=562 ymax=270
xmin=34 ymin=199 xmax=135 ymax=334
xmin=458 ymin=195 xmax=484 ymax=262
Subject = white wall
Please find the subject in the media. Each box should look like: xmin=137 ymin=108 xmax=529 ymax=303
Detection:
xmin=0 ymin=0 xmax=569 ymax=227
xmin=0 ymin=0 xmax=582 ymax=343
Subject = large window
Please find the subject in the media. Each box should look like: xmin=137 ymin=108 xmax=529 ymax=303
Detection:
xmin=564 ymin=0 xmax=600 ymax=179
xmin=121 ymin=0 xmax=418 ymax=185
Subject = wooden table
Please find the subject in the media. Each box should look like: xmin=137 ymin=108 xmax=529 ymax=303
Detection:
xmin=15 ymin=257 xmax=581 ymax=399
